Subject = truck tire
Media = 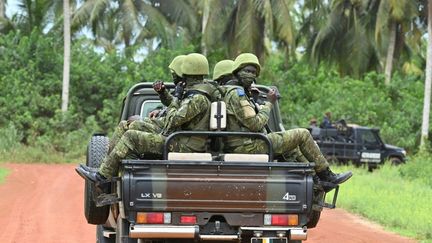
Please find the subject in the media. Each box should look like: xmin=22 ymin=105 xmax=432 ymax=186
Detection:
xmin=116 ymin=217 xmax=137 ymax=243
xmin=84 ymin=135 xmax=110 ymax=225
xmin=306 ymin=210 xmax=321 ymax=228
xmin=389 ymin=157 xmax=403 ymax=165
xmin=97 ymin=225 xmax=115 ymax=243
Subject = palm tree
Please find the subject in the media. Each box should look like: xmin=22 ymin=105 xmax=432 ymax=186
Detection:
xmin=13 ymin=0 xmax=63 ymax=34
xmin=62 ymin=0 xmax=71 ymax=112
xmin=374 ymin=0 xmax=418 ymax=85
xmin=224 ymin=0 xmax=296 ymax=60
xmin=309 ymin=0 xmax=379 ymax=77
xmin=420 ymin=0 xmax=432 ymax=151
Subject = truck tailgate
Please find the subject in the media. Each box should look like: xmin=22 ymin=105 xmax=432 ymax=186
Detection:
xmin=122 ymin=160 xmax=314 ymax=214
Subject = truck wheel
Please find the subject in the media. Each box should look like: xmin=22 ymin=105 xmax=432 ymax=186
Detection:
xmin=84 ymin=135 xmax=110 ymax=225
xmin=116 ymin=217 xmax=137 ymax=243
xmin=389 ymin=157 xmax=403 ymax=165
xmin=97 ymin=225 xmax=115 ymax=243
xmin=306 ymin=210 xmax=321 ymax=228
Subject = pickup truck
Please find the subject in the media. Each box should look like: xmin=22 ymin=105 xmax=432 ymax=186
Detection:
xmin=82 ymin=82 xmax=339 ymax=243
xmin=309 ymin=124 xmax=406 ymax=171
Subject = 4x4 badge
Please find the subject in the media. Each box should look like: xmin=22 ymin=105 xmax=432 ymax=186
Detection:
xmin=282 ymin=192 xmax=296 ymax=201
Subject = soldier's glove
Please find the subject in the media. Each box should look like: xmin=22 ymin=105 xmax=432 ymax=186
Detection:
xmin=267 ymin=89 xmax=278 ymax=104
xmin=153 ymin=80 xmax=165 ymax=93
xmin=174 ymin=81 xmax=186 ymax=99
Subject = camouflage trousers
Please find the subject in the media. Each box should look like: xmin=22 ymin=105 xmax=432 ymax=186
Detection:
xmin=229 ymin=128 xmax=329 ymax=172
xmin=99 ymin=130 xmax=165 ymax=178
xmin=109 ymin=118 xmax=164 ymax=152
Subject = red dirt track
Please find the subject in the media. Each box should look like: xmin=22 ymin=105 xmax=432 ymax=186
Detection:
xmin=0 ymin=163 xmax=416 ymax=243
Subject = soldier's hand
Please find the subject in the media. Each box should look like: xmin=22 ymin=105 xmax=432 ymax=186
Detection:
xmin=153 ymin=80 xmax=165 ymax=93
xmin=149 ymin=109 xmax=160 ymax=119
xmin=267 ymin=89 xmax=278 ymax=104
xmin=174 ymin=81 xmax=186 ymax=99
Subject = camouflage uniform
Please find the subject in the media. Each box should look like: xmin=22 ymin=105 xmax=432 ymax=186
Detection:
xmin=99 ymin=81 xmax=211 ymax=178
xmin=224 ymin=84 xmax=329 ymax=172
xmin=108 ymin=92 xmax=171 ymax=152
xmin=99 ymin=53 xmax=212 ymax=178
xmin=108 ymin=54 xmax=183 ymax=152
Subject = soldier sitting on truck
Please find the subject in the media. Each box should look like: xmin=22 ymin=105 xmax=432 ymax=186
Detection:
xmin=76 ymin=53 xmax=215 ymax=184
xmin=108 ymin=55 xmax=186 ymax=152
xmin=222 ymin=53 xmax=352 ymax=186
xmin=213 ymin=59 xmax=308 ymax=163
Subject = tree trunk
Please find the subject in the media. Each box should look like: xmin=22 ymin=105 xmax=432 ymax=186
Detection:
xmin=384 ymin=21 xmax=396 ymax=86
xmin=0 ymin=0 xmax=6 ymax=19
xmin=201 ymin=0 xmax=210 ymax=56
xmin=420 ymin=0 xmax=432 ymax=152
xmin=62 ymin=0 xmax=71 ymax=112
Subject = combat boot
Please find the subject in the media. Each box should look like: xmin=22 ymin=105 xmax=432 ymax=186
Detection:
xmin=79 ymin=164 xmax=98 ymax=173
xmin=317 ymin=167 xmax=352 ymax=185
xmin=75 ymin=165 xmax=107 ymax=183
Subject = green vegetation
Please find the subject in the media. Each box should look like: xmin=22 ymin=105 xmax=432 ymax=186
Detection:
xmin=0 ymin=167 xmax=9 ymax=184
xmin=329 ymin=159 xmax=432 ymax=242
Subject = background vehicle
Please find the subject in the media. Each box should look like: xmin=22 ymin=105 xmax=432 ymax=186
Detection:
xmin=309 ymin=124 xmax=406 ymax=171
xmin=83 ymin=82 xmax=338 ymax=243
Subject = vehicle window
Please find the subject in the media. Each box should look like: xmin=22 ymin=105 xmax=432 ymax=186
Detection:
xmin=140 ymin=100 xmax=163 ymax=118
xmin=360 ymin=130 xmax=379 ymax=144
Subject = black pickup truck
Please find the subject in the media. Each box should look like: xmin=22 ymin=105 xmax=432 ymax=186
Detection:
xmin=309 ymin=124 xmax=406 ymax=170
xmin=83 ymin=83 xmax=339 ymax=243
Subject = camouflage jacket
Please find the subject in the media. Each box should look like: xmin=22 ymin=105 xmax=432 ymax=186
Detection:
xmin=223 ymin=85 xmax=272 ymax=149
xmin=162 ymin=82 xmax=211 ymax=152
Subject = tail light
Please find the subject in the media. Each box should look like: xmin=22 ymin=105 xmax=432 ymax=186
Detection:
xmin=180 ymin=215 xmax=197 ymax=224
xmin=264 ymin=214 xmax=298 ymax=226
xmin=136 ymin=212 xmax=171 ymax=224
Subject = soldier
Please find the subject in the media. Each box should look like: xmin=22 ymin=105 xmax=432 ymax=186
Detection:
xmin=213 ymin=59 xmax=307 ymax=162
xmin=108 ymin=55 xmax=186 ymax=152
xmin=223 ymin=53 xmax=352 ymax=186
xmin=76 ymin=53 xmax=213 ymax=183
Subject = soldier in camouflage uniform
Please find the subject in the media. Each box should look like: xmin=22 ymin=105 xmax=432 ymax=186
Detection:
xmin=223 ymin=53 xmax=352 ymax=185
xmin=213 ymin=59 xmax=307 ymax=162
xmin=108 ymin=55 xmax=186 ymax=152
xmin=76 ymin=53 xmax=213 ymax=182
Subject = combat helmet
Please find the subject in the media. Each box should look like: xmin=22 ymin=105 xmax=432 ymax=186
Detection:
xmin=213 ymin=60 xmax=234 ymax=80
xmin=168 ymin=55 xmax=186 ymax=77
xmin=181 ymin=53 xmax=209 ymax=76
xmin=232 ymin=53 xmax=261 ymax=77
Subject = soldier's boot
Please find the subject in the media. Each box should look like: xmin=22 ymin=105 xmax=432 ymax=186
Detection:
xmin=75 ymin=165 xmax=108 ymax=184
xmin=317 ymin=168 xmax=352 ymax=185
xmin=79 ymin=164 xmax=98 ymax=172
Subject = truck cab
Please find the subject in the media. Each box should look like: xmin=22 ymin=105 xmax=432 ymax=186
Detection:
xmin=83 ymin=82 xmax=338 ymax=243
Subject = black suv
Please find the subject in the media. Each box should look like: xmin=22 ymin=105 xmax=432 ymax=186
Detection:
xmin=309 ymin=124 xmax=406 ymax=170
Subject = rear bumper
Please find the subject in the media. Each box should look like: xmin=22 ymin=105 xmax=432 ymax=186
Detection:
xmin=129 ymin=225 xmax=307 ymax=241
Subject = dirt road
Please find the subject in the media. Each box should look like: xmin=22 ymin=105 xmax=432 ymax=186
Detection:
xmin=0 ymin=163 xmax=416 ymax=243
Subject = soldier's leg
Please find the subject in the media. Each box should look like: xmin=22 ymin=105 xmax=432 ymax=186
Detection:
xmin=109 ymin=121 xmax=129 ymax=152
xmin=109 ymin=118 xmax=163 ymax=152
xmin=268 ymin=128 xmax=329 ymax=172
xmin=269 ymin=128 xmax=352 ymax=186
xmin=129 ymin=118 xmax=162 ymax=134
xmin=99 ymin=130 xmax=164 ymax=178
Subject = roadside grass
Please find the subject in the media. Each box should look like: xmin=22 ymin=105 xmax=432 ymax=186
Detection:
xmin=0 ymin=145 xmax=84 ymax=164
xmin=328 ymin=164 xmax=432 ymax=242
xmin=0 ymin=167 xmax=9 ymax=184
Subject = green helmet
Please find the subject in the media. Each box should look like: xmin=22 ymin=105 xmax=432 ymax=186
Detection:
xmin=213 ymin=60 xmax=234 ymax=80
xmin=181 ymin=53 xmax=209 ymax=76
xmin=232 ymin=53 xmax=261 ymax=77
xmin=168 ymin=55 xmax=186 ymax=77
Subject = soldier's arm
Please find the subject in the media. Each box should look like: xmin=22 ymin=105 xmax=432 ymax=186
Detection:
xmin=227 ymin=89 xmax=272 ymax=132
xmin=164 ymin=94 xmax=209 ymax=130
xmin=159 ymin=89 xmax=174 ymax=107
